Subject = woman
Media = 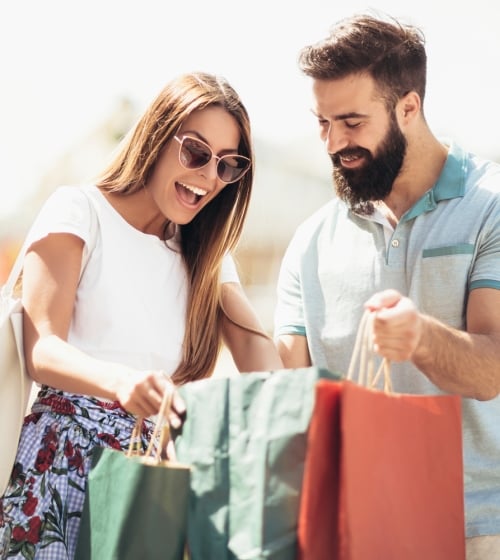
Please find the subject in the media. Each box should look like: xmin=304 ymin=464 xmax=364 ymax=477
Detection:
xmin=0 ymin=72 xmax=283 ymax=559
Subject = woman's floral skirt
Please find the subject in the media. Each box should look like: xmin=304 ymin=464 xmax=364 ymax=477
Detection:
xmin=0 ymin=386 xmax=152 ymax=560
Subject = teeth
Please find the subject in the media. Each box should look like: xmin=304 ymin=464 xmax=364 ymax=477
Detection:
xmin=179 ymin=182 xmax=207 ymax=196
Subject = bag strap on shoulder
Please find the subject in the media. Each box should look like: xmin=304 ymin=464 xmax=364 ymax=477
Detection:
xmin=1 ymin=239 xmax=30 ymax=298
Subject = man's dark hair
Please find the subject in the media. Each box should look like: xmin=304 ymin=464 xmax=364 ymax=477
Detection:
xmin=298 ymin=13 xmax=427 ymax=109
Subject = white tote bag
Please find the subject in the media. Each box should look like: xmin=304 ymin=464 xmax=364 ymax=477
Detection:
xmin=0 ymin=248 xmax=33 ymax=496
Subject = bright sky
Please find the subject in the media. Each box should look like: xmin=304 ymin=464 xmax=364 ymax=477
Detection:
xmin=1 ymin=0 xmax=499 ymax=219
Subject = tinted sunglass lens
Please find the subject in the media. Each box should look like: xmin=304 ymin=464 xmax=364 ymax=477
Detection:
xmin=181 ymin=138 xmax=211 ymax=169
xmin=178 ymin=136 xmax=249 ymax=182
xmin=218 ymin=158 xmax=249 ymax=182
xmin=218 ymin=162 xmax=234 ymax=183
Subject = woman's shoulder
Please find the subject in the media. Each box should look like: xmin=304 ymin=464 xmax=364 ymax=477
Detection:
xmin=40 ymin=184 xmax=96 ymax=215
xmin=25 ymin=185 xmax=98 ymax=247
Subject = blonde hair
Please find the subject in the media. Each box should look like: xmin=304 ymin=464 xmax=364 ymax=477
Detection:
xmin=97 ymin=72 xmax=254 ymax=384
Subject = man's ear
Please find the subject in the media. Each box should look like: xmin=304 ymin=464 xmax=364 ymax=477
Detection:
xmin=397 ymin=91 xmax=421 ymax=125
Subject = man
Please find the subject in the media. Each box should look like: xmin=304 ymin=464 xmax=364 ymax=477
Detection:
xmin=274 ymin=13 xmax=500 ymax=558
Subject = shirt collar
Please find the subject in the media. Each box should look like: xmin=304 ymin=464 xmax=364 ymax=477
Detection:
xmin=402 ymin=140 xmax=467 ymax=222
xmin=348 ymin=141 xmax=468 ymax=223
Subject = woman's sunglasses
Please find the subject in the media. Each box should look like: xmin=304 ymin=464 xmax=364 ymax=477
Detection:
xmin=174 ymin=135 xmax=251 ymax=183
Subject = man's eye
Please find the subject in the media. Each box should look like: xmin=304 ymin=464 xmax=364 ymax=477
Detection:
xmin=345 ymin=120 xmax=362 ymax=129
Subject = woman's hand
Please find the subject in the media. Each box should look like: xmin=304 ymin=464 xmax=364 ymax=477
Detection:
xmin=115 ymin=370 xmax=185 ymax=425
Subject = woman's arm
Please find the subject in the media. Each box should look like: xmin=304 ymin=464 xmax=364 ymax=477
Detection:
xmin=220 ymin=282 xmax=283 ymax=373
xmin=22 ymin=232 xmax=173 ymax=417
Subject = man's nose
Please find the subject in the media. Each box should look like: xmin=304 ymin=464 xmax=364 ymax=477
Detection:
xmin=325 ymin=124 xmax=349 ymax=155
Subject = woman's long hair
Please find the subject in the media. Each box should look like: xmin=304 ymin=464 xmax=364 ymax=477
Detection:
xmin=97 ymin=72 xmax=254 ymax=384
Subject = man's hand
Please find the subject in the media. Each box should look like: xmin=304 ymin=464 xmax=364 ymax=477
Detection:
xmin=364 ymin=289 xmax=423 ymax=362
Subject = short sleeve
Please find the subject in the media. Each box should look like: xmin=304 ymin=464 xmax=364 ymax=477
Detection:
xmin=274 ymin=232 xmax=306 ymax=338
xmin=220 ymin=254 xmax=240 ymax=284
xmin=24 ymin=185 xmax=95 ymax=254
xmin=469 ymin=200 xmax=500 ymax=291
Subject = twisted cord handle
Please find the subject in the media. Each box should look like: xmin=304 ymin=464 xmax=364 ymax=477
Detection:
xmin=347 ymin=310 xmax=392 ymax=392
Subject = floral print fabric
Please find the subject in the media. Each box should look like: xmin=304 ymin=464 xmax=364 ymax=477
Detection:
xmin=0 ymin=387 xmax=152 ymax=559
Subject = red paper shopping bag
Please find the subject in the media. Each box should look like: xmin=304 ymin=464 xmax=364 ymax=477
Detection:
xmin=297 ymin=379 xmax=465 ymax=560
xmin=297 ymin=380 xmax=343 ymax=558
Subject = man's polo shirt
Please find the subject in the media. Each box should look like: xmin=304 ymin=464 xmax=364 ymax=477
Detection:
xmin=274 ymin=141 xmax=500 ymax=537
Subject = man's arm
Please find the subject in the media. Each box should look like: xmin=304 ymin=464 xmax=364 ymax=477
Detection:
xmin=366 ymin=288 xmax=500 ymax=400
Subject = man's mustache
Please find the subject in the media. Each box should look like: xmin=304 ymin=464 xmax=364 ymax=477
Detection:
xmin=329 ymin=147 xmax=372 ymax=165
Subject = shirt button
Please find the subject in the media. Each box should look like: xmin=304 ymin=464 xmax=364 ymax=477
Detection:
xmin=391 ymin=239 xmax=400 ymax=248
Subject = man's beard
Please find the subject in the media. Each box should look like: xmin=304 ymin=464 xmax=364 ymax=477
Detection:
xmin=330 ymin=115 xmax=407 ymax=215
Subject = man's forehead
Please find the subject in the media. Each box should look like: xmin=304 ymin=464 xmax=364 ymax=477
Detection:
xmin=310 ymin=75 xmax=384 ymax=118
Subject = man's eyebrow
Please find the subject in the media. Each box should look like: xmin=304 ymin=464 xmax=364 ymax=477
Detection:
xmin=334 ymin=112 xmax=369 ymax=121
xmin=310 ymin=109 xmax=369 ymax=121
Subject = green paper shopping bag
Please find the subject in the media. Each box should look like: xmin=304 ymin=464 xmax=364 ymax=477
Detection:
xmin=75 ymin=393 xmax=191 ymax=560
xmin=174 ymin=367 xmax=341 ymax=560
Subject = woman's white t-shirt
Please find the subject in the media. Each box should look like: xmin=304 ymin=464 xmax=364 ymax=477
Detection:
xmin=25 ymin=184 xmax=240 ymax=376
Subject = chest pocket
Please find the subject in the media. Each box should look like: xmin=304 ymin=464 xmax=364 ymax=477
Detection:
xmin=415 ymin=243 xmax=474 ymax=327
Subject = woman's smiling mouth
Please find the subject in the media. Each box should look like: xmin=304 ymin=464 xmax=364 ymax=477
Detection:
xmin=175 ymin=181 xmax=208 ymax=205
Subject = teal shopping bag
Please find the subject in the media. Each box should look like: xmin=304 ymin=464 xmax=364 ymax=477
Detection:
xmin=75 ymin=447 xmax=190 ymax=560
xmin=174 ymin=367 xmax=340 ymax=560
xmin=75 ymin=393 xmax=191 ymax=560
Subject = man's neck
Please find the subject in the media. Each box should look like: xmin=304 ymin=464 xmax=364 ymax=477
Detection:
xmin=380 ymin=134 xmax=449 ymax=224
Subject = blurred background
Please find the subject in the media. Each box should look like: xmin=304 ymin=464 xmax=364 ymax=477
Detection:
xmin=1 ymin=0 xmax=499 ymax=374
